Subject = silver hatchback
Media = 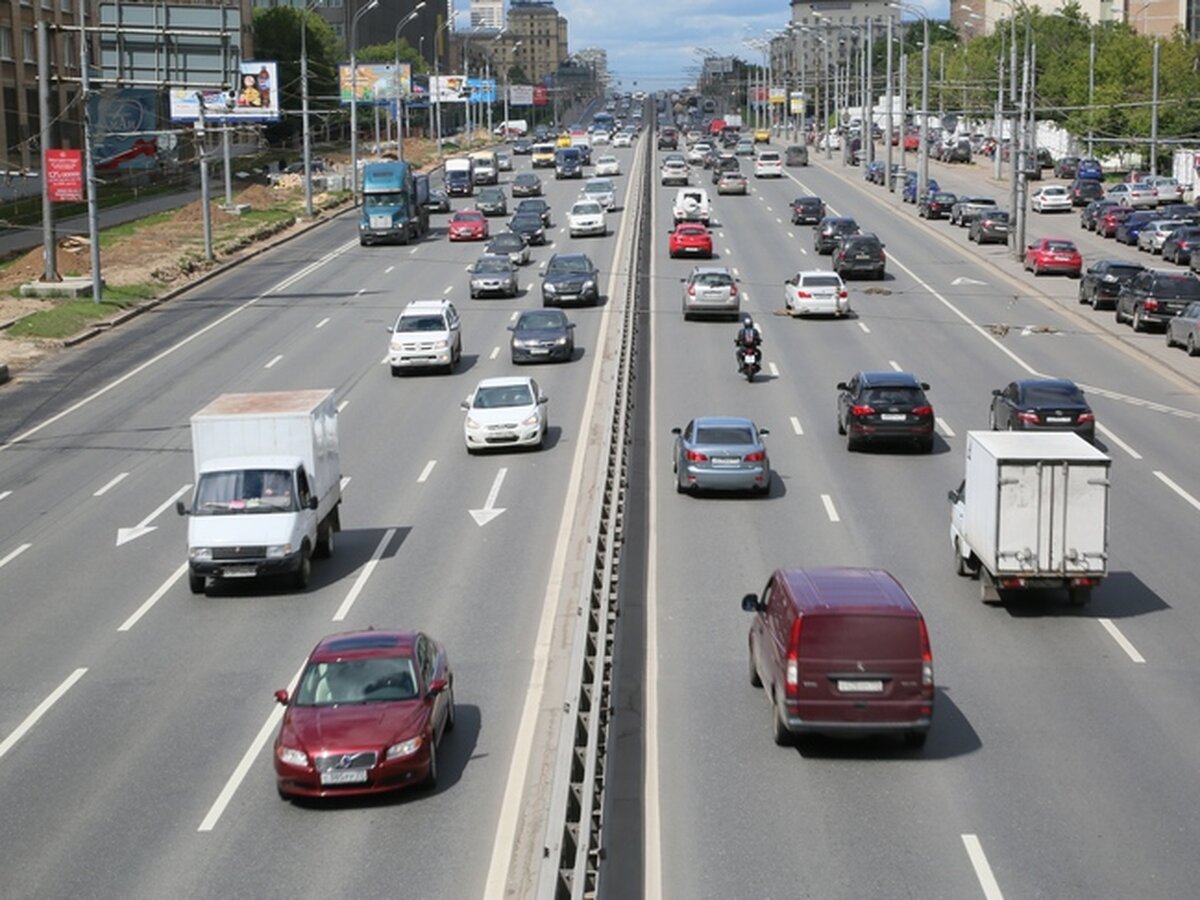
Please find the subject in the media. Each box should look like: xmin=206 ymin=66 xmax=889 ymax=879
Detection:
xmin=681 ymin=266 xmax=741 ymax=320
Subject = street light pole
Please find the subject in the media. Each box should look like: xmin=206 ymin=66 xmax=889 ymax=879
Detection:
xmin=349 ymin=0 xmax=381 ymax=204
xmin=300 ymin=2 xmax=315 ymax=218
xmin=393 ymin=3 xmax=426 ymax=164
xmin=885 ymin=13 xmax=894 ymax=189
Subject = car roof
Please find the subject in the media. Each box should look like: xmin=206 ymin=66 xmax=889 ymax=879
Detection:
xmin=476 ymin=376 xmax=536 ymax=389
xmin=310 ymin=630 xmax=417 ymax=662
xmin=549 ymin=252 xmax=592 ymax=263
xmin=1014 ymin=378 xmax=1080 ymax=392
xmin=776 ymin=567 xmax=920 ymax=616
xmin=691 ymin=415 xmax=758 ymax=429
xmin=402 ymin=299 xmax=453 ymax=312
xmin=857 ymin=371 xmax=924 ymax=387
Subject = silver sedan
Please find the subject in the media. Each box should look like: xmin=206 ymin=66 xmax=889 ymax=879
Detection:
xmin=1166 ymin=300 xmax=1200 ymax=355
xmin=672 ymin=416 xmax=771 ymax=495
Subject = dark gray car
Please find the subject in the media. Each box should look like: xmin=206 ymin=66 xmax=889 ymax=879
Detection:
xmin=814 ymin=216 xmax=861 ymax=254
xmin=542 ymin=253 xmax=599 ymax=307
xmin=476 ymin=186 xmax=508 ymax=217
xmin=1165 ymin=300 xmax=1200 ymax=355
xmin=469 ymin=255 xmax=519 ymax=298
xmin=509 ymin=308 xmax=575 ymax=363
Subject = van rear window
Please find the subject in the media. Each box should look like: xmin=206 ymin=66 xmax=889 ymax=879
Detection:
xmin=801 ymin=615 xmax=918 ymax=659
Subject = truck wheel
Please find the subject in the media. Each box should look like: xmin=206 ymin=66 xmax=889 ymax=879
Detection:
xmin=292 ymin=549 xmax=311 ymax=590
xmin=1068 ymin=586 xmax=1091 ymax=607
xmin=315 ymin=520 xmax=334 ymax=559
xmin=188 ymin=573 xmax=206 ymax=595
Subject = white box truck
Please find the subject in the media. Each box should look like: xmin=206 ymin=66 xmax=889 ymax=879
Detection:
xmin=177 ymin=390 xmax=342 ymax=594
xmin=948 ymin=431 xmax=1111 ymax=605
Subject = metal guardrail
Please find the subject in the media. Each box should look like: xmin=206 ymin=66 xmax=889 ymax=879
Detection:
xmin=535 ymin=117 xmax=652 ymax=900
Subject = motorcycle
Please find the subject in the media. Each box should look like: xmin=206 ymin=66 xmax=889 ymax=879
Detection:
xmin=737 ymin=345 xmax=761 ymax=382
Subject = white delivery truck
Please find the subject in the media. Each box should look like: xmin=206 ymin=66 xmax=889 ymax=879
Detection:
xmin=948 ymin=431 xmax=1111 ymax=605
xmin=177 ymin=390 xmax=342 ymax=594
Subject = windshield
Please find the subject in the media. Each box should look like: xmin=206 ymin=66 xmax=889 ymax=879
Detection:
xmin=473 ymin=384 xmax=534 ymax=408
xmin=453 ymin=212 xmax=482 ymax=223
xmin=1023 ymin=384 xmax=1084 ymax=405
xmin=294 ymin=657 xmax=419 ymax=706
xmin=863 ymin=386 xmax=925 ymax=405
xmin=193 ymin=468 xmax=297 ymax=515
xmin=549 ymin=257 xmax=593 ymax=275
xmin=396 ymin=314 xmax=447 ymax=332
xmin=694 ymin=425 xmax=755 ymax=445
xmin=801 ymin=275 xmax=843 ymax=288
xmin=475 ymin=258 xmax=510 ymax=273
xmin=517 ymin=312 xmax=566 ymax=330
xmin=692 ymin=272 xmax=732 ymax=287
xmin=1045 ymin=241 xmax=1077 ymax=252
xmin=364 ymin=192 xmax=407 ymax=211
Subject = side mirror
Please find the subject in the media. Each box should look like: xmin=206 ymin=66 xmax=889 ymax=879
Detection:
xmin=991 ymin=388 xmax=1002 ymax=396
xmin=836 ymin=382 xmax=849 ymax=391
xmin=460 ymin=399 xmax=471 ymax=410
xmin=506 ymin=325 xmax=515 ymax=332
xmin=176 ymin=500 xmax=189 ymax=517
xmin=306 ymin=495 xmax=319 ymax=511
xmin=538 ymin=395 xmax=548 ymax=404
xmin=428 ymin=678 xmax=448 ymax=696
xmin=274 ymin=689 xmax=290 ymax=706
xmin=741 ymin=592 xmax=763 ymax=613
xmin=947 ymin=489 xmax=960 ymax=504
xmin=670 ymin=427 xmax=682 ymax=435
xmin=567 ymin=323 xmax=576 ymax=329
xmin=920 ymin=382 xmax=931 ymax=391
xmin=758 ymin=428 xmax=770 ymax=436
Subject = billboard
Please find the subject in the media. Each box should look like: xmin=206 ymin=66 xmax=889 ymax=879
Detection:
xmin=338 ymin=63 xmax=413 ymax=105
xmin=769 ymin=87 xmax=786 ymax=106
xmin=169 ymin=61 xmax=280 ymax=122
xmin=45 ymin=150 xmax=84 ymax=202
xmin=91 ymin=89 xmax=159 ymax=172
xmin=789 ymin=91 xmax=805 ymax=115
xmin=428 ymin=76 xmax=495 ymax=104
xmin=509 ymin=84 xmax=534 ymax=106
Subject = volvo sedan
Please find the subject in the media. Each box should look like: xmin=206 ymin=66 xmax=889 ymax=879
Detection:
xmin=671 ymin=416 xmax=771 ymax=495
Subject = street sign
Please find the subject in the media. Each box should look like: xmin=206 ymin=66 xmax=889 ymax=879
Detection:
xmin=45 ymin=149 xmax=83 ymax=202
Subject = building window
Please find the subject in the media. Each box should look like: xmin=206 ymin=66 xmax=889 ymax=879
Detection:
xmin=23 ymin=29 xmax=35 ymax=62
xmin=62 ymin=34 xmax=75 ymax=67
xmin=0 ymin=28 xmax=11 ymax=60
xmin=62 ymin=0 xmax=71 ymax=9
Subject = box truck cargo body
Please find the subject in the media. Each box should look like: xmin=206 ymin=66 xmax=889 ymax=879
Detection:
xmin=949 ymin=431 xmax=1110 ymax=605
xmin=179 ymin=390 xmax=342 ymax=594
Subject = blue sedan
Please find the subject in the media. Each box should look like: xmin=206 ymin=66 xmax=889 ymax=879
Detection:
xmin=903 ymin=175 xmax=939 ymax=204
xmin=672 ymin=416 xmax=771 ymax=495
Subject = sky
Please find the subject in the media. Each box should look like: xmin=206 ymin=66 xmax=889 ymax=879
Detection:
xmin=456 ymin=0 xmax=951 ymax=89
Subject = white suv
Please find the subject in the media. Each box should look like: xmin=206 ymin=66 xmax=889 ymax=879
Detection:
xmin=754 ymin=150 xmax=783 ymax=178
xmin=388 ymin=300 xmax=462 ymax=375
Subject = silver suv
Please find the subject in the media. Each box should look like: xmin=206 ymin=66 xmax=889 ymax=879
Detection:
xmin=387 ymin=300 xmax=462 ymax=375
xmin=682 ymin=266 xmax=741 ymax=320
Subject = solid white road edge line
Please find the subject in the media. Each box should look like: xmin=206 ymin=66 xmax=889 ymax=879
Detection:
xmin=0 ymin=240 xmax=356 ymax=456
xmin=1153 ymin=470 xmax=1200 ymax=513
xmin=0 ymin=668 xmax=87 ymax=763
xmin=1098 ymin=619 xmax=1146 ymax=664
xmin=1095 ymin=423 xmax=1141 ymax=460
xmin=821 ymin=494 xmax=841 ymax=523
xmin=484 ymin=141 xmax=641 ymax=900
xmin=331 ymin=527 xmax=397 ymax=622
xmin=118 ymin=563 xmax=189 ymax=632
xmin=0 ymin=543 xmax=31 ymax=568
xmin=93 ymin=472 xmax=129 ymax=497
xmin=417 ymin=460 xmax=437 ymax=483
xmin=961 ymin=834 xmax=1005 ymax=900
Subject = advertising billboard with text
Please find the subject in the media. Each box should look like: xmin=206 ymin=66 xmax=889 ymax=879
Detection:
xmin=169 ymin=61 xmax=280 ymax=122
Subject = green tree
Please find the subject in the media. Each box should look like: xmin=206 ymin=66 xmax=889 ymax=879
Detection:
xmin=357 ymin=38 xmax=428 ymax=72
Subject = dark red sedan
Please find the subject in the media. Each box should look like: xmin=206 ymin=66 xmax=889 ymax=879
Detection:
xmin=448 ymin=209 xmax=488 ymax=241
xmin=668 ymin=223 xmax=714 ymax=258
xmin=1024 ymin=238 xmax=1083 ymax=277
xmin=273 ymin=629 xmax=455 ymax=799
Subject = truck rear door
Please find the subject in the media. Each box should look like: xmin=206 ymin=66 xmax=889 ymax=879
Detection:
xmin=996 ymin=460 xmax=1108 ymax=574
xmin=1059 ymin=462 xmax=1109 ymax=574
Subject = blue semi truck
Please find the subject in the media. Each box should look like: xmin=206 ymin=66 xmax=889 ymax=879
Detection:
xmin=359 ymin=161 xmax=431 ymax=246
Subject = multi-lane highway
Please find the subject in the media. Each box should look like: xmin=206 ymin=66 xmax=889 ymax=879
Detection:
xmin=3 ymin=113 xmax=1200 ymax=899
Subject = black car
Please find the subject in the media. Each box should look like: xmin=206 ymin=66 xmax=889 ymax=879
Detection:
xmin=1077 ymin=260 xmax=1144 ymax=310
xmin=515 ymin=198 xmax=552 ymax=226
xmin=836 ymin=371 xmax=934 ymax=453
xmin=832 ymin=233 xmax=886 ymax=280
xmin=989 ymin=379 xmax=1095 ymax=441
xmin=1055 ymin=156 xmax=1080 ymax=179
xmin=1116 ymin=268 xmax=1200 ymax=331
xmin=969 ymin=210 xmax=1010 ymax=244
xmin=1081 ymin=199 xmax=1118 ymax=231
xmin=476 ymin=186 xmax=508 ymax=217
xmin=790 ymin=196 xmax=826 ymax=225
xmin=508 ymin=308 xmax=575 ymax=363
xmin=1160 ymin=227 xmax=1200 ymax=265
xmin=541 ymin=252 xmax=599 ymax=307
xmin=424 ymin=187 xmax=451 ymax=213
xmin=511 ymin=173 xmax=543 ymax=197
xmin=814 ymin=216 xmax=860 ymax=254
xmin=508 ymin=212 xmax=547 ymax=245
xmin=918 ymin=191 xmax=958 ymax=219
xmin=511 ymin=139 xmax=532 ymax=155
xmin=1069 ymin=179 xmax=1105 ymax=206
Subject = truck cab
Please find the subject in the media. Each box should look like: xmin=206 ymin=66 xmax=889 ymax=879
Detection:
xmin=444 ymin=157 xmax=474 ymax=196
xmin=359 ymin=162 xmax=430 ymax=246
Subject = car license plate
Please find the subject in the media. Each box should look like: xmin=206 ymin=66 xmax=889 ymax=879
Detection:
xmin=320 ymin=769 xmax=369 ymax=786
xmin=530 ymin=348 xmax=549 ymax=355
xmin=711 ymin=457 xmax=739 ymax=467
xmin=1046 ymin=416 xmax=1071 ymax=423
xmin=880 ymin=413 xmax=906 ymax=421
xmin=222 ymin=565 xmax=257 ymax=578
xmin=839 ymin=680 xmax=884 ymax=693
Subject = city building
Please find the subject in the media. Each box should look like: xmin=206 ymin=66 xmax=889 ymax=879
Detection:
xmin=507 ymin=0 xmax=568 ymax=85
xmin=574 ymin=47 xmax=608 ymax=92
xmin=471 ymin=0 xmax=504 ymax=31
xmin=951 ymin=0 xmax=1124 ymax=35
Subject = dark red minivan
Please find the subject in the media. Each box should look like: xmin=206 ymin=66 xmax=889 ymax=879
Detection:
xmin=742 ymin=567 xmax=933 ymax=748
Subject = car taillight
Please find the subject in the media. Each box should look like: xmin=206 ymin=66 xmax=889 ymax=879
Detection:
xmin=912 ymin=405 xmax=933 ymax=416
xmin=919 ymin=618 xmax=934 ymax=688
xmin=851 ymin=404 xmax=874 ymax=417
xmin=786 ymin=616 xmax=803 ymax=697
xmin=1144 ymin=297 xmax=1159 ymax=310
xmin=795 ymin=290 xmax=812 ymax=299
xmin=743 ymin=451 xmax=765 ymax=462
xmin=1017 ymin=411 xmax=1040 ymax=424
xmin=685 ymin=449 xmax=708 ymax=462
xmin=838 ymin=290 xmax=849 ymax=299
xmin=1078 ymin=412 xmax=1095 ymax=424
xmin=687 ymin=285 xmax=695 ymax=297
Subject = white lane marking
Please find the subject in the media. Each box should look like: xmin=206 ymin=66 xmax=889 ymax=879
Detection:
xmin=539 ymin=259 xmax=547 ymax=269
xmin=264 ymin=354 xmax=283 ymax=369
xmin=417 ymin=460 xmax=437 ymax=483
xmin=486 ymin=140 xmax=640 ymax=900
xmin=490 ymin=346 xmax=500 ymax=360
xmin=787 ymin=231 xmax=795 ymax=239
xmin=1078 ymin=384 xmax=1200 ymax=421
xmin=198 ymin=663 xmax=305 ymax=832
xmin=768 ymin=362 xmax=779 ymax=377
xmin=93 ymin=472 xmax=129 ymax=497
xmin=821 ymin=494 xmax=841 ymax=522
xmin=409 ymin=246 xmax=419 ymax=254
xmin=0 ymin=543 xmax=32 ymax=569
xmin=443 ymin=285 xmax=453 ymax=295
xmin=1095 ymin=423 xmax=1141 ymax=460
xmin=724 ymin=247 xmax=731 ymax=256
xmin=116 ymin=484 xmax=192 ymax=547
xmin=380 ymin=355 xmax=388 ymax=365
xmin=790 ymin=416 xmax=804 ymax=435
xmin=732 ymin=267 xmax=740 ymax=277
xmin=465 ymin=265 xmax=472 ymax=271
xmin=961 ymin=834 xmax=1005 ymax=900
xmin=888 ymin=359 xmax=902 ymax=372
xmin=1099 ymin=618 xmax=1146 ymax=664
xmin=742 ymin=291 xmax=751 ymax=302
xmin=936 ymin=417 xmax=956 ymax=438
xmin=775 ymin=217 xmax=782 ymax=224
xmin=510 ymin=310 xmax=520 ymax=321
xmin=858 ymin=321 xmax=871 ymax=333
xmin=355 ymin=287 xmax=366 ymax=296
xmin=0 ymin=241 xmax=356 ymax=456
xmin=0 ymin=491 xmax=10 ymax=501
xmin=385 ymin=265 xmax=395 ymax=273
xmin=339 ymin=476 xmax=352 ymax=491
xmin=336 ymin=400 xmax=349 ymax=413
xmin=118 ymin=563 xmax=189 ymax=632
xmin=0 ymin=668 xmax=88 ymax=763
xmin=315 ymin=317 xmax=330 ymax=329
xmin=332 ymin=527 xmax=398 ymax=622
xmin=1153 ymin=470 xmax=1200 ymax=513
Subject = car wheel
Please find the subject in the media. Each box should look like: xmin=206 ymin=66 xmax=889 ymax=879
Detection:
xmin=188 ymin=573 xmax=206 ymax=595
xmin=954 ymin=538 xmax=971 ymax=577
xmin=292 ymin=549 xmax=311 ymax=591
xmin=1115 ymin=304 xmax=1127 ymax=324
xmin=1068 ymin=586 xmax=1092 ymax=607
xmin=424 ymin=739 xmax=439 ymax=790
xmin=846 ymin=433 xmax=859 ymax=452
xmin=1188 ymin=334 xmax=1199 ymax=357
xmin=391 ymin=366 xmax=402 ymax=377
xmin=837 ymin=414 xmax=846 ymax=435
xmin=771 ymin=691 xmax=793 ymax=747
xmin=748 ymin=642 xmax=762 ymax=687
xmin=444 ymin=688 xmax=456 ymax=732
xmin=1078 ymin=285 xmax=1088 ymax=304
xmin=1166 ymin=329 xmax=1177 ymax=348
xmin=1132 ymin=306 xmax=1147 ymax=332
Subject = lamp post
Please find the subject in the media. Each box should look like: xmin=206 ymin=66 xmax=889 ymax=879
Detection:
xmin=299 ymin=0 xmax=322 ymax=219
xmin=393 ymin=2 xmax=426 ymax=163
xmin=885 ymin=13 xmax=894 ymax=189
xmin=501 ymin=40 xmax=523 ymax=139
xmin=889 ymin=3 xmax=928 ymax=202
xmin=350 ymin=0 xmax=381 ymax=203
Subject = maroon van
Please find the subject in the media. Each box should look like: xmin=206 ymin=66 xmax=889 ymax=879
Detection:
xmin=742 ymin=567 xmax=933 ymax=748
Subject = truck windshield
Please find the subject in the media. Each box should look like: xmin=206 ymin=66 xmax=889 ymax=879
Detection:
xmin=194 ymin=469 xmax=297 ymax=515
xmin=365 ymin=192 xmax=407 ymax=211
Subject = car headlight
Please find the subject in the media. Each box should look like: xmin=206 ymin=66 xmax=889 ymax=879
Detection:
xmin=190 ymin=547 xmax=212 ymax=562
xmin=433 ymin=339 xmax=449 ymax=350
xmin=555 ymin=336 xmax=568 ymax=345
xmin=543 ymin=282 xmax=557 ymax=293
xmin=522 ymin=412 xmax=541 ymax=427
xmin=386 ymin=736 xmax=424 ymax=760
xmin=266 ymin=544 xmax=293 ymax=559
xmin=278 ymin=746 xmax=308 ymax=767
xmin=466 ymin=416 xmax=482 ymax=429
xmin=583 ymin=280 xmax=596 ymax=290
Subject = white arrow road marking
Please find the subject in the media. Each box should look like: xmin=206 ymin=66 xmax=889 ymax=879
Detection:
xmin=470 ymin=467 xmax=508 ymax=526
xmin=0 ymin=668 xmax=87 ymax=763
xmin=93 ymin=472 xmax=129 ymax=496
xmin=0 ymin=543 xmax=32 ymax=569
xmin=951 ymin=276 xmax=987 ymax=286
xmin=117 ymin=484 xmax=191 ymax=546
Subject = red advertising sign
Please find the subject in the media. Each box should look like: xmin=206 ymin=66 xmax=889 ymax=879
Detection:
xmin=45 ymin=149 xmax=84 ymax=202
xmin=533 ymin=86 xmax=549 ymax=107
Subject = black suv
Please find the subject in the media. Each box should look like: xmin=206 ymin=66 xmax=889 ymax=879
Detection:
xmin=541 ymin=253 xmax=600 ymax=307
xmin=813 ymin=216 xmax=861 ymax=254
xmin=832 ymin=233 xmax=886 ymax=280
xmin=1078 ymin=259 xmax=1145 ymax=309
xmin=836 ymin=371 xmax=934 ymax=453
xmin=790 ymin=196 xmax=826 ymax=225
xmin=1116 ymin=269 xmax=1200 ymax=331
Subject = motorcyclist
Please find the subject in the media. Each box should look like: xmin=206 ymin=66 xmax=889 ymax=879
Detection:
xmin=734 ymin=313 xmax=762 ymax=373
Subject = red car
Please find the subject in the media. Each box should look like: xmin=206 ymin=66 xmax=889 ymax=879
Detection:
xmin=273 ymin=629 xmax=455 ymax=799
xmin=903 ymin=131 xmax=920 ymax=152
xmin=448 ymin=209 xmax=488 ymax=241
xmin=1024 ymin=238 xmax=1083 ymax=277
xmin=668 ymin=223 xmax=713 ymax=258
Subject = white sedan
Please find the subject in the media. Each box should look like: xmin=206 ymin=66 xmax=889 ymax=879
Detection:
xmin=594 ymin=155 xmax=621 ymax=177
xmin=1105 ymin=181 xmax=1157 ymax=209
xmin=581 ymin=177 xmax=616 ymax=211
xmin=568 ymin=199 xmax=607 ymax=237
xmin=461 ymin=376 xmax=548 ymax=453
xmin=612 ymin=132 xmax=633 ymax=147
xmin=783 ymin=270 xmax=851 ymax=317
xmin=1030 ymin=184 xmax=1072 ymax=213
